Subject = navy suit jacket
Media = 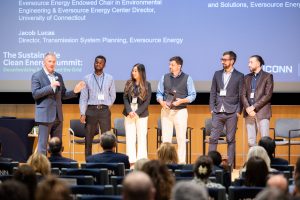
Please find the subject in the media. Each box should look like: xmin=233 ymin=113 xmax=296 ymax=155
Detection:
xmin=86 ymin=151 xmax=130 ymax=169
xmin=48 ymin=154 xmax=76 ymax=163
xmin=210 ymin=68 xmax=244 ymax=114
xmin=271 ymin=157 xmax=289 ymax=165
xmin=31 ymin=69 xmax=77 ymax=123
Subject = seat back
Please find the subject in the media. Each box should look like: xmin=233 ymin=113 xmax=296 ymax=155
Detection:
xmin=110 ymin=176 xmax=124 ymax=194
xmin=0 ymin=161 xmax=19 ymax=175
xmin=61 ymin=168 xmax=109 ymax=185
xmin=70 ymin=185 xmax=114 ymax=196
xmin=275 ymin=119 xmax=300 ymax=138
xmin=174 ymin=169 xmax=194 ymax=177
xmin=70 ymin=119 xmax=87 ymax=138
xmin=59 ymin=175 xmax=95 ymax=185
xmin=113 ymin=118 xmax=126 ymax=137
xmin=82 ymin=163 xmax=125 ymax=177
xmin=228 ymin=186 xmax=264 ymax=200
xmin=271 ymin=165 xmax=294 ymax=178
xmin=208 ymin=187 xmax=226 ymax=200
xmin=51 ymin=162 xmax=79 ymax=169
xmin=77 ymin=195 xmax=122 ymax=200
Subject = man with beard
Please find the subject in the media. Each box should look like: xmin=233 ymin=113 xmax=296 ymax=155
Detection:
xmin=241 ymin=55 xmax=273 ymax=147
xmin=208 ymin=51 xmax=244 ymax=168
xmin=79 ymin=55 xmax=116 ymax=158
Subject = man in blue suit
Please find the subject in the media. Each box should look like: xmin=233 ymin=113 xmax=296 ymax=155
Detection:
xmin=86 ymin=132 xmax=130 ymax=169
xmin=31 ymin=52 xmax=85 ymax=155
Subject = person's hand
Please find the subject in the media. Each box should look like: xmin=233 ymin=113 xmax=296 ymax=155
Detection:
xmin=74 ymin=81 xmax=86 ymax=93
xmin=249 ymin=111 xmax=256 ymax=117
xmin=246 ymin=106 xmax=255 ymax=114
xmin=80 ymin=115 xmax=86 ymax=124
xmin=129 ymin=111 xmax=136 ymax=118
xmin=51 ymin=81 xmax=60 ymax=87
xmin=160 ymin=100 xmax=170 ymax=109
xmin=172 ymin=98 xmax=182 ymax=107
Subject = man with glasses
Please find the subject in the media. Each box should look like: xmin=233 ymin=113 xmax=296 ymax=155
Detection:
xmin=208 ymin=51 xmax=244 ymax=168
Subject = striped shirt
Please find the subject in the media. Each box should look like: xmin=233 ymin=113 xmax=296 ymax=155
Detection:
xmin=79 ymin=72 xmax=116 ymax=115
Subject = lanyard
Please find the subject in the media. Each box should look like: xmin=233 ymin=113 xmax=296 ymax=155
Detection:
xmin=222 ymin=72 xmax=232 ymax=90
xmin=93 ymin=73 xmax=105 ymax=92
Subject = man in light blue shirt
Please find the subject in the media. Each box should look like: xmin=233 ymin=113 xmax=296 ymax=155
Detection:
xmin=79 ymin=55 xmax=116 ymax=158
xmin=156 ymin=56 xmax=196 ymax=163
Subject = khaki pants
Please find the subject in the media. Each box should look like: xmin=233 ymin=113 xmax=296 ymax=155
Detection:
xmin=161 ymin=108 xmax=188 ymax=164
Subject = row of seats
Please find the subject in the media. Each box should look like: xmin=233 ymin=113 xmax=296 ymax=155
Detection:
xmin=69 ymin=118 xmax=300 ymax=165
xmin=0 ymin=161 xmax=296 ymax=200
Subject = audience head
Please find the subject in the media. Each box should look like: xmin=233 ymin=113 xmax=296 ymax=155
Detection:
xmin=35 ymin=176 xmax=71 ymax=200
xmin=123 ymin=171 xmax=155 ymax=200
xmin=295 ymin=157 xmax=300 ymax=180
xmin=245 ymin=156 xmax=268 ymax=187
xmin=157 ymin=142 xmax=178 ymax=164
xmin=100 ymin=131 xmax=117 ymax=150
xmin=27 ymin=152 xmax=51 ymax=176
xmin=208 ymin=150 xmax=222 ymax=166
xmin=258 ymin=136 xmax=276 ymax=159
xmin=134 ymin=158 xmax=150 ymax=171
xmin=256 ymin=187 xmax=288 ymax=200
xmin=246 ymin=146 xmax=271 ymax=171
xmin=267 ymin=174 xmax=288 ymax=194
xmin=193 ymin=155 xmax=213 ymax=181
xmin=171 ymin=181 xmax=208 ymax=200
xmin=141 ymin=160 xmax=175 ymax=200
xmin=0 ymin=180 xmax=29 ymax=200
xmin=294 ymin=175 xmax=300 ymax=197
xmin=48 ymin=137 xmax=63 ymax=155
xmin=13 ymin=164 xmax=37 ymax=200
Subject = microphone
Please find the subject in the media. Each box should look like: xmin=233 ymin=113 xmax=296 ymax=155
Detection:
xmin=54 ymin=76 xmax=60 ymax=91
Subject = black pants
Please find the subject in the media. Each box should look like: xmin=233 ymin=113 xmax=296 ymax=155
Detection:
xmin=85 ymin=105 xmax=111 ymax=158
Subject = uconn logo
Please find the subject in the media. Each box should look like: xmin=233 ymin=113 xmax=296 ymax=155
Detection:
xmin=263 ymin=65 xmax=293 ymax=74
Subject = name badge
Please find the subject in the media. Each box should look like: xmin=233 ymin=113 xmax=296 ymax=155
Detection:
xmin=132 ymin=97 xmax=138 ymax=104
xmin=220 ymin=89 xmax=227 ymax=96
xmin=98 ymin=93 xmax=105 ymax=101
xmin=250 ymin=92 xmax=255 ymax=99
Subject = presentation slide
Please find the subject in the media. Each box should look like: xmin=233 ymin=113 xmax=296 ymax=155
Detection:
xmin=0 ymin=0 xmax=300 ymax=92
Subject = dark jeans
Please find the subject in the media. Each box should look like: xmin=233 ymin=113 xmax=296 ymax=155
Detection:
xmin=208 ymin=112 xmax=238 ymax=165
xmin=85 ymin=105 xmax=111 ymax=158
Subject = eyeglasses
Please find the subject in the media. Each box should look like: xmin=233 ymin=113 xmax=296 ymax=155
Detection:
xmin=220 ymin=58 xmax=232 ymax=62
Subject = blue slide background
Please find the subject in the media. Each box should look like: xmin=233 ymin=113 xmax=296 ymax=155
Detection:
xmin=0 ymin=0 xmax=299 ymax=91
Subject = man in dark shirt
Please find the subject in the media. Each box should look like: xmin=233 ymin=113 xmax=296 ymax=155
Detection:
xmin=259 ymin=136 xmax=288 ymax=165
xmin=48 ymin=137 xmax=76 ymax=163
xmin=86 ymin=132 xmax=130 ymax=169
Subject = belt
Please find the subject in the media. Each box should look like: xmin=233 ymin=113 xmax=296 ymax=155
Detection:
xmin=88 ymin=105 xmax=108 ymax=110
